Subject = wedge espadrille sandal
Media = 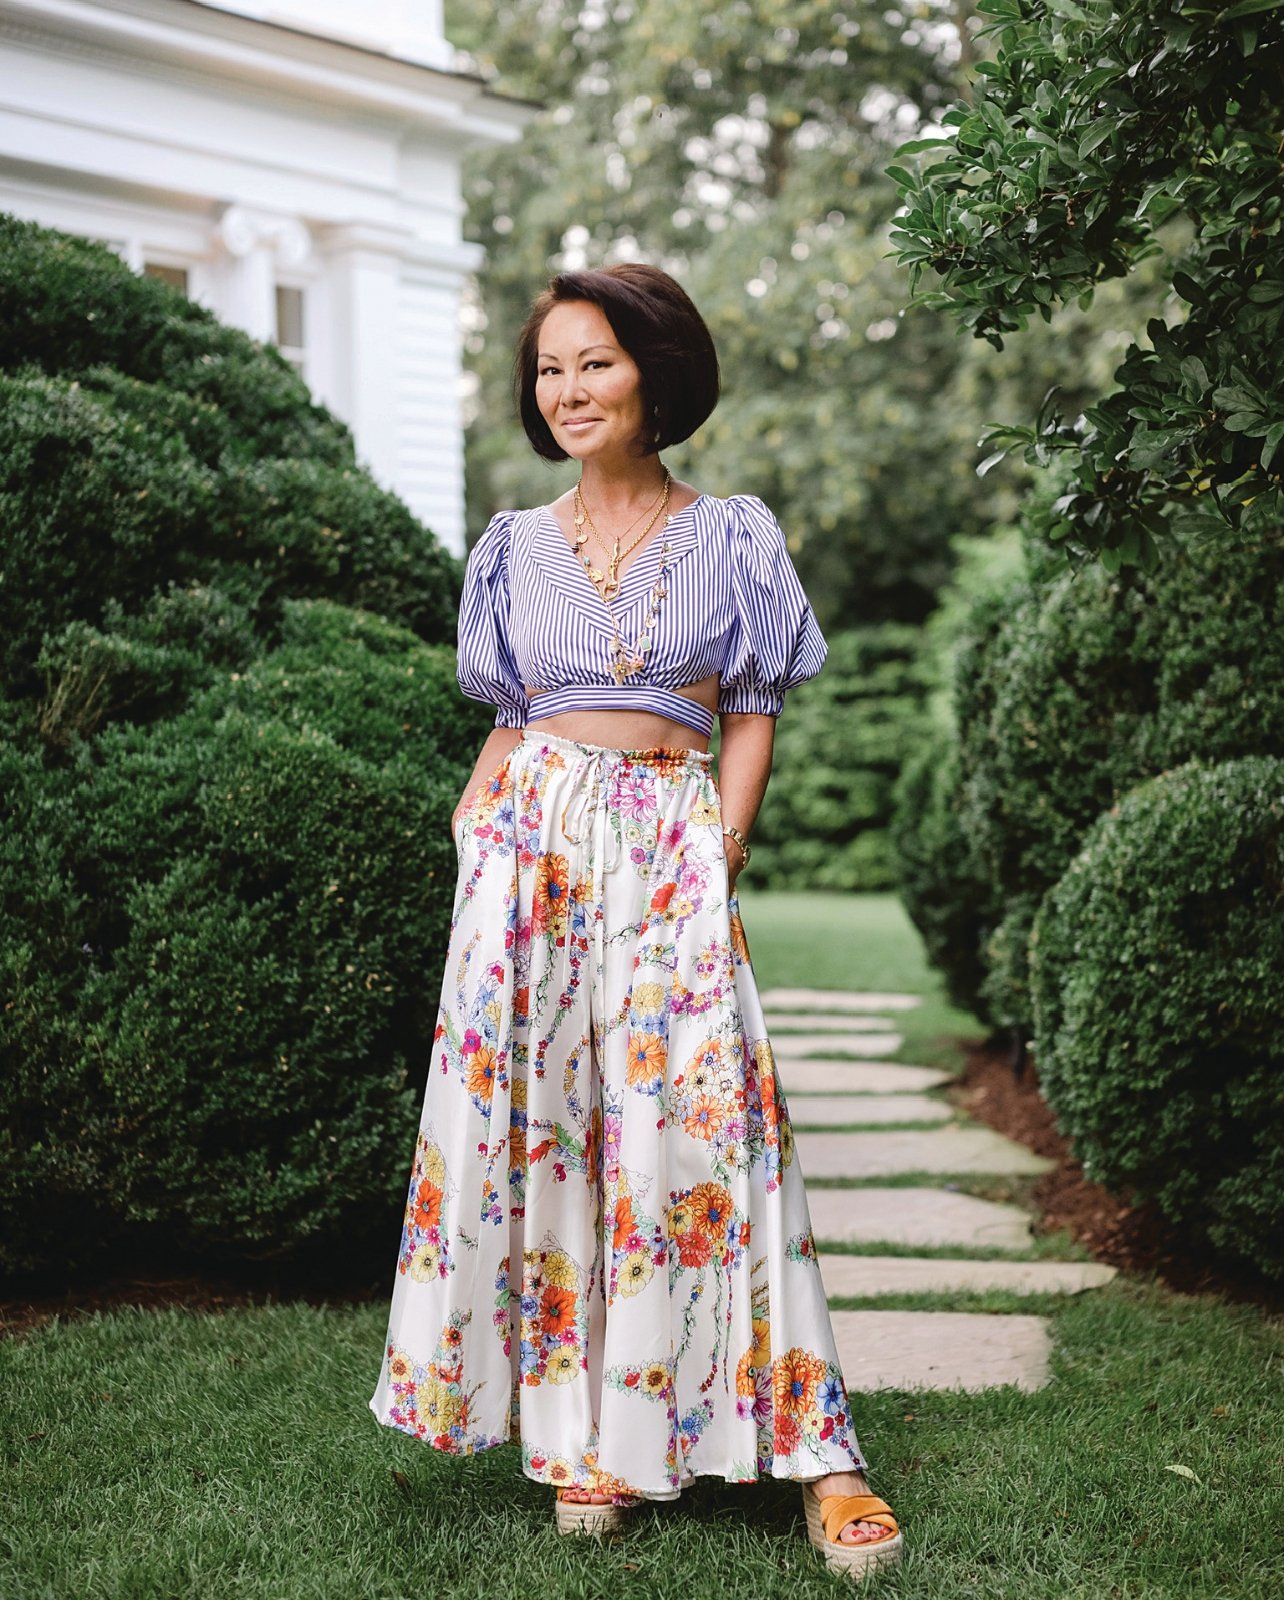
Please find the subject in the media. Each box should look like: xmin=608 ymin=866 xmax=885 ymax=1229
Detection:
xmin=554 ymin=1486 xmax=642 ymax=1535
xmin=802 ymin=1488 xmax=903 ymax=1579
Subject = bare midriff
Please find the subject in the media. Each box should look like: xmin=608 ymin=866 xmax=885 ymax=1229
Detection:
xmin=523 ymin=671 xmax=721 ymax=753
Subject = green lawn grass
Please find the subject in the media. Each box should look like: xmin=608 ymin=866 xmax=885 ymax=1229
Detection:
xmin=3 ymin=891 xmax=1282 ymax=1600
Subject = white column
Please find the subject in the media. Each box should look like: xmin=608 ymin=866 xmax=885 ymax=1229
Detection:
xmin=214 ymin=204 xmax=312 ymax=344
xmin=319 ymin=222 xmax=412 ymax=491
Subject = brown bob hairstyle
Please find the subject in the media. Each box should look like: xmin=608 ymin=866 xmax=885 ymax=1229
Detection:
xmin=513 ymin=262 xmax=720 ymax=462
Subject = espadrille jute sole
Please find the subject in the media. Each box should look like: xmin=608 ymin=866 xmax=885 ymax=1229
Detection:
xmin=555 ymin=1492 xmax=639 ymax=1535
xmin=802 ymin=1490 xmax=903 ymax=1579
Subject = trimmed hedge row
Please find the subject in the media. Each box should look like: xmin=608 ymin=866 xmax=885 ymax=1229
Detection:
xmin=1029 ymin=757 xmax=1284 ymax=1279
xmin=745 ymin=624 xmax=933 ymax=892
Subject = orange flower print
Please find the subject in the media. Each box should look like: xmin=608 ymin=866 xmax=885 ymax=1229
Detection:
xmin=613 ymin=1195 xmax=636 ymax=1251
xmin=683 ymin=1095 xmax=725 ymax=1141
xmin=539 ymin=1284 xmax=576 ymax=1338
xmin=729 ymin=906 xmax=751 ymax=963
xmin=626 ymin=1031 xmax=666 ymax=1091
xmin=532 ymin=852 xmax=570 ymax=937
xmin=676 ymin=1229 xmax=713 ymax=1269
xmin=413 ymin=1179 xmax=442 ymax=1232
xmin=466 ymin=1044 xmax=498 ymax=1103
xmin=650 ymin=881 xmax=676 ymax=914
xmin=688 ymin=1182 xmax=734 ymax=1244
xmin=773 ymin=1347 xmax=826 ymax=1418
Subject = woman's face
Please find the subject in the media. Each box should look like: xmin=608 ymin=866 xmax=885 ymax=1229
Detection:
xmin=534 ymin=300 xmax=649 ymax=464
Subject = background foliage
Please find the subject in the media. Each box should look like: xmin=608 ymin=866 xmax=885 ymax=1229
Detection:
xmin=888 ymin=0 xmax=1284 ymax=568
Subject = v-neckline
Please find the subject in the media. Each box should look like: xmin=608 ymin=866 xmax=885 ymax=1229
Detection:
xmin=538 ymin=494 xmax=707 ymax=615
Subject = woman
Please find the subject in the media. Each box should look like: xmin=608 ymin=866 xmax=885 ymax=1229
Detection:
xmin=368 ymin=263 xmax=902 ymax=1579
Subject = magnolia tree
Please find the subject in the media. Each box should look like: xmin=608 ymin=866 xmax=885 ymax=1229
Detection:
xmin=888 ymin=0 xmax=1284 ymax=570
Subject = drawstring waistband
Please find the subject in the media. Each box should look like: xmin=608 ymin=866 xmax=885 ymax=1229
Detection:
xmin=518 ymin=730 xmax=713 ymax=877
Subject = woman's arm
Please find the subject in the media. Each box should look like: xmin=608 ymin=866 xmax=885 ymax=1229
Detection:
xmin=715 ymin=711 xmax=776 ymax=892
xmin=450 ymin=726 xmax=524 ymax=835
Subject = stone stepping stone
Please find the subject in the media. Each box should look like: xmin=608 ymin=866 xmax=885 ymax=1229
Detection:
xmin=782 ymin=1060 xmax=952 ymax=1094
xmin=832 ymin=1310 xmax=1051 ymax=1392
xmin=808 ymin=1187 xmax=1033 ymax=1251
xmin=819 ymin=1254 xmax=1117 ymax=1298
xmin=797 ymin=1127 xmax=1054 ymax=1180
xmin=761 ymin=987 xmax=922 ymax=1012
xmin=788 ymin=1095 xmax=952 ymax=1128
xmin=766 ymin=1013 xmax=897 ymax=1033
xmin=771 ymin=1032 xmax=904 ymax=1059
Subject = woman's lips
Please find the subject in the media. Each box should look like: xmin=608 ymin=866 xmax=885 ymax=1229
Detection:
xmin=562 ymin=418 xmax=600 ymax=429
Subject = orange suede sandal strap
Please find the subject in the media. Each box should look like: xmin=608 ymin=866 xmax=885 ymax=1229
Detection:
xmin=819 ymin=1493 xmax=899 ymax=1545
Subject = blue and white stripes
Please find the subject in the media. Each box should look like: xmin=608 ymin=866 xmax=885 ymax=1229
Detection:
xmin=456 ymin=492 xmax=828 ymax=738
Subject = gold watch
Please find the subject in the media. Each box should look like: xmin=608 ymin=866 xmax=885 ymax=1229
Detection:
xmin=722 ymin=825 xmax=751 ymax=866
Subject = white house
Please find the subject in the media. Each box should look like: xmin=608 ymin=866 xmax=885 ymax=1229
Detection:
xmin=0 ymin=0 xmax=536 ymax=552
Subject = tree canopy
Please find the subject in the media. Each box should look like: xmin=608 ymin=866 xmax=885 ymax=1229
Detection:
xmin=888 ymin=0 xmax=1284 ymax=571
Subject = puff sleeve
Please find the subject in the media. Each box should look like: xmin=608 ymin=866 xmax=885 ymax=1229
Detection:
xmin=716 ymin=494 xmax=828 ymax=716
xmin=456 ymin=510 xmax=529 ymax=729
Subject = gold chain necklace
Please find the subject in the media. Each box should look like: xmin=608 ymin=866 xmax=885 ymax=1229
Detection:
xmin=573 ymin=471 xmax=671 ymax=602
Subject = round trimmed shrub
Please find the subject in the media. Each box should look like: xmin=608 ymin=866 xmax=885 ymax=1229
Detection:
xmin=957 ymin=529 xmax=1284 ymax=1027
xmin=1 ymin=602 xmax=491 ymax=1276
xmin=1029 ymin=756 xmax=1284 ymax=1279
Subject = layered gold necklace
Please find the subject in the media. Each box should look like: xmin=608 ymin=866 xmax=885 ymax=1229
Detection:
xmin=571 ymin=471 xmax=675 ymax=682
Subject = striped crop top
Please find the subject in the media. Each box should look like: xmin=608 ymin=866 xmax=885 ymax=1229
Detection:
xmin=455 ymin=492 xmax=828 ymax=739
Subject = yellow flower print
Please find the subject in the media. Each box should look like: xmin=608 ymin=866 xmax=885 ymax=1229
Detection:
xmin=780 ymin=1113 xmax=795 ymax=1168
xmin=387 ymin=1348 xmax=414 ymax=1384
xmin=546 ymin=1348 xmax=579 ymax=1385
xmin=484 ymin=998 xmax=502 ymax=1028
xmin=419 ymin=1374 xmax=463 ymax=1431
xmin=641 ymin=1361 xmax=669 ymax=1396
xmin=689 ymin=796 xmax=719 ymax=826
xmin=619 ymin=1250 xmax=654 ymax=1297
xmin=543 ymin=1249 xmax=578 ymax=1290
xmin=423 ymin=1142 xmax=446 ymax=1185
xmin=668 ymin=1199 xmax=694 ymax=1237
xmin=547 ymin=1457 xmax=575 ymax=1484
xmin=408 ymin=1241 xmax=441 ymax=1282
xmin=631 ymin=980 xmax=665 ymax=1015
xmin=511 ymin=1074 xmax=528 ymax=1111
xmin=749 ymin=1315 xmax=771 ymax=1371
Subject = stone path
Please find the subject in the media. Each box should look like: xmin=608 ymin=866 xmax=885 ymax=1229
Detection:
xmin=778 ymin=986 xmax=1116 ymax=1394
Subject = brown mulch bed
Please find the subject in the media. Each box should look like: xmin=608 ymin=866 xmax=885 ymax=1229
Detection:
xmin=0 ymin=1261 xmax=381 ymax=1341
xmin=952 ymin=1034 xmax=1283 ymax=1313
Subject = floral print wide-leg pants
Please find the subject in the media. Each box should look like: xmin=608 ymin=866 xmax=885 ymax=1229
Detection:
xmin=367 ymin=730 xmax=865 ymax=1498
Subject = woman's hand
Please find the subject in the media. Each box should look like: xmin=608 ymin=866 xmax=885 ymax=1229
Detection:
xmin=723 ymin=831 xmax=746 ymax=894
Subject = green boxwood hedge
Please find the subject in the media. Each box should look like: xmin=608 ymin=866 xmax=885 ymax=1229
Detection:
xmin=2 ymin=602 xmax=490 ymax=1277
xmin=746 ymin=624 xmax=933 ymax=892
xmin=0 ymin=215 xmax=489 ymax=1283
xmin=954 ymin=528 xmax=1284 ymax=1027
xmin=1029 ymin=757 xmax=1284 ymax=1279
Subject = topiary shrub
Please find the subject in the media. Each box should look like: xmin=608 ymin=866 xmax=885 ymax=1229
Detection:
xmin=1 ymin=603 xmax=491 ymax=1277
xmin=1029 ymin=756 xmax=1284 ymax=1279
xmin=745 ymin=624 xmax=933 ymax=891
xmin=957 ymin=528 xmax=1284 ymax=1028
xmin=890 ymin=737 xmax=999 ymax=1023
